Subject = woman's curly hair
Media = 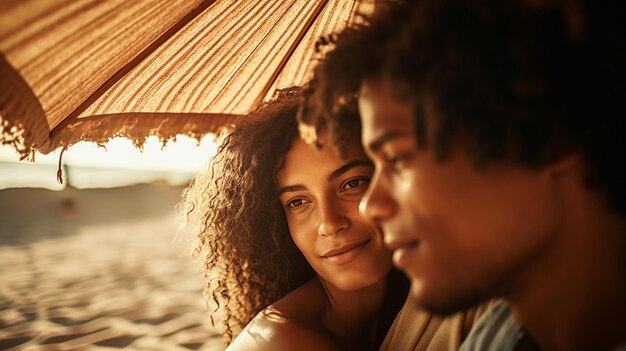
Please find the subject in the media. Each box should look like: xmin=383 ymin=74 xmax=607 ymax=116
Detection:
xmin=302 ymin=0 xmax=626 ymax=214
xmin=178 ymin=87 xmax=315 ymax=343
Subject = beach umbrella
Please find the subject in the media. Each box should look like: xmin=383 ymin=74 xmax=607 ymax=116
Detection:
xmin=0 ymin=0 xmax=373 ymax=160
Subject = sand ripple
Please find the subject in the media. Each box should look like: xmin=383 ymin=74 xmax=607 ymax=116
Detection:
xmin=0 ymin=185 xmax=225 ymax=350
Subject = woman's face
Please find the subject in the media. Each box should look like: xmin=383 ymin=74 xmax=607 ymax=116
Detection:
xmin=277 ymin=137 xmax=393 ymax=291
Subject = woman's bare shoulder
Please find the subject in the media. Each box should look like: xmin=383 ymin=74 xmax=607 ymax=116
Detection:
xmin=270 ymin=277 xmax=327 ymax=320
xmin=227 ymin=305 xmax=340 ymax=351
xmin=227 ymin=278 xmax=339 ymax=351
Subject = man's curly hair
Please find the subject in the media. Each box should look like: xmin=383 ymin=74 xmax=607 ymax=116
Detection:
xmin=179 ymin=87 xmax=315 ymax=343
xmin=301 ymin=0 xmax=626 ymax=214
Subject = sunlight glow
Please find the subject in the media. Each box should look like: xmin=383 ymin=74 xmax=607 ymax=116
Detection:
xmin=1 ymin=135 xmax=218 ymax=172
xmin=0 ymin=135 xmax=220 ymax=190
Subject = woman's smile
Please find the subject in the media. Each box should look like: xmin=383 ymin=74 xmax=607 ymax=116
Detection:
xmin=277 ymin=138 xmax=392 ymax=291
xmin=320 ymin=238 xmax=371 ymax=265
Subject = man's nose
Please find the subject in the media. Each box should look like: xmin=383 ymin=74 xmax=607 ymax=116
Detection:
xmin=359 ymin=168 xmax=397 ymax=226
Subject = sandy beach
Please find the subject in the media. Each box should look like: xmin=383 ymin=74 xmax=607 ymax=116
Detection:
xmin=0 ymin=183 xmax=225 ymax=350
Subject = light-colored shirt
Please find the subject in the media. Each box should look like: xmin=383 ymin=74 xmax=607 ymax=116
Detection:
xmin=459 ymin=300 xmax=523 ymax=351
xmin=380 ymin=299 xmax=493 ymax=351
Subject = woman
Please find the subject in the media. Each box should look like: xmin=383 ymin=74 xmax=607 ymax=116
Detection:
xmin=179 ymin=87 xmax=408 ymax=350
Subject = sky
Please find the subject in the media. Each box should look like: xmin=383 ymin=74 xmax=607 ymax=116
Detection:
xmin=0 ymin=135 xmax=219 ymax=190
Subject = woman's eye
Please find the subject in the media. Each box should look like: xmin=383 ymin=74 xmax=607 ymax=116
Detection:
xmin=287 ymin=199 xmax=306 ymax=208
xmin=346 ymin=179 xmax=361 ymax=189
xmin=341 ymin=178 xmax=369 ymax=192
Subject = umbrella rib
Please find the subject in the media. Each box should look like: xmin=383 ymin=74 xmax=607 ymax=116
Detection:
xmin=201 ymin=0 xmax=301 ymax=112
xmin=251 ymin=0 xmax=331 ymax=109
xmin=47 ymin=0 xmax=219 ymax=144
xmin=346 ymin=0 xmax=359 ymax=26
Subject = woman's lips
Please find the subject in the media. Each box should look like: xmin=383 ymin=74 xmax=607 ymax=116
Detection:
xmin=321 ymin=239 xmax=371 ymax=265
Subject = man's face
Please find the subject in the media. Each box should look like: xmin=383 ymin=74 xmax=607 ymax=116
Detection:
xmin=357 ymin=78 xmax=559 ymax=313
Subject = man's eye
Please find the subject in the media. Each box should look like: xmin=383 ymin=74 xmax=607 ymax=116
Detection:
xmin=383 ymin=152 xmax=411 ymax=170
xmin=386 ymin=155 xmax=402 ymax=165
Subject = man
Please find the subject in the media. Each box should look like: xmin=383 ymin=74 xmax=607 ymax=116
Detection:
xmin=301 ymin=0 xmax=626 ymax=350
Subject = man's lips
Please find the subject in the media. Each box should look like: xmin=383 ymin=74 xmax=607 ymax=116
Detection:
xmin=320 ymin=239 xmax=371 ymax=258
xmin=390 ymin=240 xmax=420 ymax=270
xmin=385 ymin=236 xmax=420 ymax=252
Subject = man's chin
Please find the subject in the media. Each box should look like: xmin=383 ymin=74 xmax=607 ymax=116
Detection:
xmin=407 ymin=280 xmax=481 ymax=316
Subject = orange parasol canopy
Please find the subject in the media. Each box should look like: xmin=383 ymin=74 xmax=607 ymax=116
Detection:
xmin=0 ymin=0 xmax=373 ymax=159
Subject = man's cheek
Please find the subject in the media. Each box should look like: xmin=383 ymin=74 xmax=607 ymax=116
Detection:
xmin=399 ymin=173 xmax=413 ymax=193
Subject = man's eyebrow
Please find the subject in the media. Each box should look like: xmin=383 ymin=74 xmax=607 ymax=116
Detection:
xmin=328 ymin=160 xmax=374 ymax=182
xmin=368 ymin=131 xmax=411 ymax=152
xmin=279 ymin=184 xmax=307 ymax=195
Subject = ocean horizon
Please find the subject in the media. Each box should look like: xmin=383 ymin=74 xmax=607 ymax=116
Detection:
xmin=0 ymin=161 xmax=198 ymax=190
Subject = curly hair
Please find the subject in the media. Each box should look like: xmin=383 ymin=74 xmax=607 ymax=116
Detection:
xmin=302 ymin=0 xmax=626 ymax=214
xmin=179 ymin=87 xmax=315 ymax=343
xmin=298 ymin=1 xmax=403 ymax=158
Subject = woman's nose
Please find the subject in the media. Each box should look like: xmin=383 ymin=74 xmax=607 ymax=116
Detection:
xmin=317 ymin=200 xmax=350 ymax=237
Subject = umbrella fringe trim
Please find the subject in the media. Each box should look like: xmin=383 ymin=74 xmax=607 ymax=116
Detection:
xmin=56 ymin=146 xmax=68 ymax=184
xmin=0 ymin=116 xmax=36 ymax=161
